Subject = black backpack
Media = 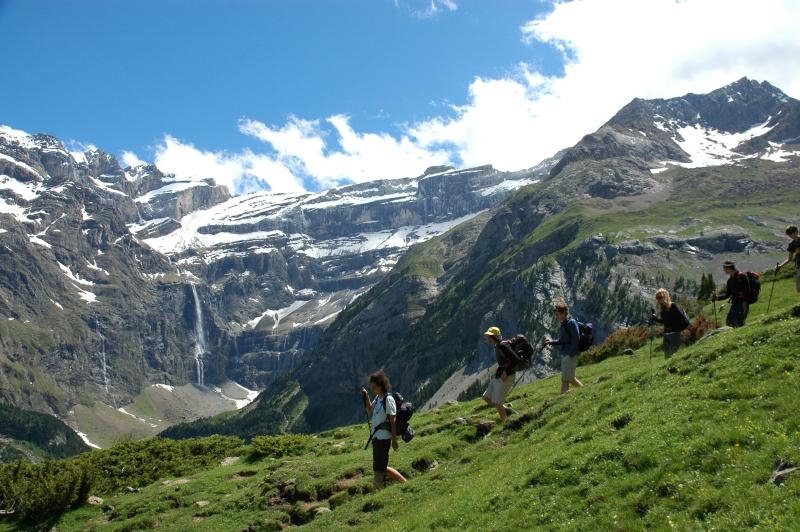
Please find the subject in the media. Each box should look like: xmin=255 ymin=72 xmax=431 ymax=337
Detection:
xmin=676 ymin=305 xmax=691 ymax=332
xmin=365 ymin=392 xmax=415 ymax=449
xmin=567 ymin=319 xmax=594 ymax=352
xmin=502 ymin=334 xmax=535 ymax=372
xmin=742 ymin=271 xmax=761 ymax=303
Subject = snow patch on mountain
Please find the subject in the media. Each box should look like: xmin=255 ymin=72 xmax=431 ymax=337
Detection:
xmin=0 ymin=125 xmax=39 ymax=149
xmin=247 ymin=300 xmax=312 ymax=330
xmin=673 ymin=120 xmax=773 ymax=167
xmin=651 ymin=118 xmax=800 ymax=172
xmin=0 ymin=171 xmax=41 ymax=200
xmin=0 ymin=152 xmax=46 ymax=182
xmin=291 ymin=211 xmax=483 ymax=259
xmin=134 ymin=179 xmax=215 ymax=203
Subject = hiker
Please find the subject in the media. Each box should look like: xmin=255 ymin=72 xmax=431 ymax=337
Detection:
xmin=711 ymin=260 xmax=749 ymax=327
xmin=361 ymin=370 xmax=407 ymax=489
xmin=545 ymin=302 xmax=584 ymax=394
xmin=777 ymin=225 xmax=800 ymax=292
xmin=481 ymin=326 xmax=517 ymax=420
xmin=650 ymin=288 xmax=689 ymax=358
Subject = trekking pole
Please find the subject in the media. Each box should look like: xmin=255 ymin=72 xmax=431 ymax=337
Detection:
xmin=712 ymin=298 xmax=718 ymax=328
xmin=767 ymin=261 xmax=779 ymax=314
xmin=648 ymin=313 xmax=654 ymax=372
xmin=361 ymin=389 xmax=373 ymax=449
xmin=508 ymin=368 xmax=528 ymax=396
xmin=508 ymin=345 xmax=545 ymax=394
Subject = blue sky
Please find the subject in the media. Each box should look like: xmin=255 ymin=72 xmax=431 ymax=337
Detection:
xmin=2 ymin=0 xmax=799 ymax=195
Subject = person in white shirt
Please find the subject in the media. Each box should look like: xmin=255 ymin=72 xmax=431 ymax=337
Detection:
xmin=361 ymin=370 xmax=407 ymax=489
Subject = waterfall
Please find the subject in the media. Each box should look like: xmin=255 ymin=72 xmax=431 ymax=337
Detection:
xmin=96 ymin=317 xmax=109 ymax=393
xmin=190 ymin=284 xmax=206 ymax=386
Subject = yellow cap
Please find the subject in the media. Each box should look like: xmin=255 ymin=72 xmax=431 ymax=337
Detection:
xmin=484 ymin=326 xmax=501 ymax=338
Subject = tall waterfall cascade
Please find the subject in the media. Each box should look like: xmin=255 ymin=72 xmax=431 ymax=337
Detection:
xmin=190 ymin=284 xmax=206 ymax=386
xmin=96 ymin=318 xmax=109 ymax=393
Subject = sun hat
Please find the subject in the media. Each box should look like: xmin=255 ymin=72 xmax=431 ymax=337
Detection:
xmin=484 ymin=326 xmax=501 ymax=338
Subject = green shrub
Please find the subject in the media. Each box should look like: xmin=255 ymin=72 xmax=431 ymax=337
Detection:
xmin=249 ymin=435 xmax=312 ymax=459
xmin=0 ymin=459 xmax=90 ymax=523
xmin=0 ymin=434 xmax=242 ymax=526
xmin=581 ymin=325 xmax=650 ymax=365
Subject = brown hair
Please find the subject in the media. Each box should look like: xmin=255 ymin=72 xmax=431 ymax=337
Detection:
xmin=786 ymin=225 xmax=798 ymax=236
xmin=553 ymin=302 xmax=568 ymax=314
xmin=369 ymin=370 xmax=391 ymax=394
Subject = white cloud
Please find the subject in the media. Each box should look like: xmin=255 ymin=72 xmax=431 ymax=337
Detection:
xmin=240 ymin=114 xmax=453 ymax=188
xmin=121 ymin=151 xmax=146 ymax=168
xmin=153 ymin=117 xmax=451 ymax=194
xmin=410 ymin=0 xmax=800 ymax=171
xmin=149 ymin=0 xmax=800 ymax=195
xmin=153 ymin=135 xmax=305 ymax=195
xmin=395 ymin=0 xmax=458 ymax=19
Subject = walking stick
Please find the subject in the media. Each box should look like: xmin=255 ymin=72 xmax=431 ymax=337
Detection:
xmin=712 ymin=298 xmax=718 ymax=328
xmin=508 ymin=345 xmax=545 ymax=394
xmin=648 ymin=312 xmax=654 ymax=372
xmin=767 ymin=262 xmax=779 ymax=314
xmin=361 ymin=389 xmax=373 ymax=449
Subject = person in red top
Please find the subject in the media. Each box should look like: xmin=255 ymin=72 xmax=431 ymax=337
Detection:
xmin=711 ymin=260 xmax=749 ymax=327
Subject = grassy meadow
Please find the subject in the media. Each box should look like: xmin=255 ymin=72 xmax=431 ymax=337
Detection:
xmin=2 ymin=276 xmax=799 ymax=531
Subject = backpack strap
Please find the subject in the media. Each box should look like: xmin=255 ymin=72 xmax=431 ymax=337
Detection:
xmin=364 ymin=396 xmax=391 ymax=450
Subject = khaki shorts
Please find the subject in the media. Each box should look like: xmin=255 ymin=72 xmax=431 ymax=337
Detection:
xmin=561 ymin=354 xmax=578 ymax=381
xmin=483 ymin=376 xmax=513 ymax=405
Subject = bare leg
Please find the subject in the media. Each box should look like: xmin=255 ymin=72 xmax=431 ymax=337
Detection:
xmin=495 ymin=404 xmax=507 ymax=420
xmin=560 ymin=380 xmax=570 ymax=394
xmin=386 ymin=467 xmax=407 ymax=483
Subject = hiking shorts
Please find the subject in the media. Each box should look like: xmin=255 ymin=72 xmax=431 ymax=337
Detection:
xmin=483 ymin=375 xmax=513 ymax=405
xmin=561 ymin=354 xmax=578 ymax=381
xmin=372 ymin=438 xmax=391 ymax=472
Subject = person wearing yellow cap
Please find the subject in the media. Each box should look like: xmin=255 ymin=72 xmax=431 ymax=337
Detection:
xmin=481 ymin=326 xmax=518 ymax=420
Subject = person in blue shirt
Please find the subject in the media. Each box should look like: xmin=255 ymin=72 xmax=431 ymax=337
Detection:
xmin=545 ymin=302 xmax=584 ymax=395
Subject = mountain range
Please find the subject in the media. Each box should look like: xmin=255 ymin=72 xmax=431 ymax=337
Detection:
xmin=1 ymin=77 xmax=799 ymax=450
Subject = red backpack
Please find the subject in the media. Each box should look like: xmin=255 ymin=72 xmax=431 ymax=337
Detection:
xmin=739 ymin=271 xmax=761 ymax=304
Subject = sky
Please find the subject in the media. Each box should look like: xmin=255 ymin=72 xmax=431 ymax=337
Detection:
xmin=1 ymin=0 xmax=799 ymax=196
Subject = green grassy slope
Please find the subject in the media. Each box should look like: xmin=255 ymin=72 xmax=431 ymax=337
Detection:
xmin=4 ymin=279 xmax=799 ymax=531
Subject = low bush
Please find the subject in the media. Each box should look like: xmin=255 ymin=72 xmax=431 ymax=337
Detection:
xmin=250 ymin=434 xmax=312 ymax=459
xmin=0 ymin=434 xmax=242 ymax=526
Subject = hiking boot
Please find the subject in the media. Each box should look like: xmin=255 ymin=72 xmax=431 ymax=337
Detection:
xmin=504 ymin=405 xmax=516 ymax=417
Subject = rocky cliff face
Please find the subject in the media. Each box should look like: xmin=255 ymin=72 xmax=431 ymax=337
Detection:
xmin=0 ymin=126 xmax=546 ymax=438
